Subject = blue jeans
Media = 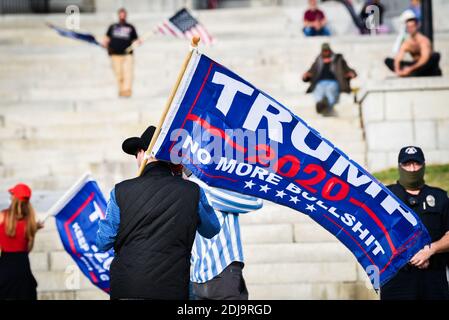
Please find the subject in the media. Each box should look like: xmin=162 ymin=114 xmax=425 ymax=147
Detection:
xmin=303 ymin=26 xmax=331 ymax=36
xmin=313 ymin=80 xmax=340 ymax=107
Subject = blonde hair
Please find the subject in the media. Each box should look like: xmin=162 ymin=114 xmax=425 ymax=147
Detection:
xmin=4 ymin=197 xmax=38 ymax=251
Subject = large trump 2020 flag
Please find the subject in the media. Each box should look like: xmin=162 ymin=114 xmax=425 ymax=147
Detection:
xmin=46 ymin=174 xmax=112 ymax=293
xmin=152 ymin=51 xmax=431 ymax=287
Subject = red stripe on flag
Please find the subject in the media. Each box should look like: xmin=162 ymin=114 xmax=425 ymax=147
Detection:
xmin=185 ymin=30 xmax=194 ymax=40
xmin=380 ymin=229 xmax=421 ymax=274
xmin=89 ymin=271 xmax=99 ymax=283
xmin=163 ymin=21 xmax=179 ymax=37
xmin=196 ymin=24 xmax=213 ymax=45
xmin=190 ymin=27 xmax=200 ymax=37
xmin=349 ymin=197 xmax=397 ymax=254
xmin=64 ymin=193 xmax=95 ymax=255
xmin=186 ymin=114 xmax=247 ymax=153
xmin=157 ymin=25 xmax=167 ymax=35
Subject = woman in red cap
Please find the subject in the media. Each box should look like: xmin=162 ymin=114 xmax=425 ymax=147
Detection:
xmin=0 ymin=183 xmax=43 ymax=300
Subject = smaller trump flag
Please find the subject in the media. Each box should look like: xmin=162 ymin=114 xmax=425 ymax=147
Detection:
xmin=46 ymin=173 xmax=112 ymax=293
xmin=47 ymin=23 xmax=100 ymax=46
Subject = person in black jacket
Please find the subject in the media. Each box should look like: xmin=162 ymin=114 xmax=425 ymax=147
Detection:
xmin=381 ymin=146 xmax=449 ymax=300
xmin=302 ymin=43 xmax=357 ymax=114
xmin=96 ymin=125 xmax=220 ymax=300
xmin=103 ymin=8 xmax=141 ymax=97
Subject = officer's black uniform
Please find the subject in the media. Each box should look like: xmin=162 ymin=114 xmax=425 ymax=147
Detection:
xmin=381 ymin=183 xmax=449 ymax=300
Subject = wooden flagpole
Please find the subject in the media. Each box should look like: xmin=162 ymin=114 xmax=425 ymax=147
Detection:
xmin=124 ymin=31 xmax=154 ymax=54
xmin=137 ymin=36 xmax=200 ymax=176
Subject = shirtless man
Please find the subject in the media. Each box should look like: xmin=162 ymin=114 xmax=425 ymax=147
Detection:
xmin=385 ymin=17 xmax=442 ymax=77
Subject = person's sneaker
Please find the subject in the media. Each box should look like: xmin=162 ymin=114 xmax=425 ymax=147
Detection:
xmin=315 ymin=98 xmax=329 ymax=114
xmin=120 ymin=90 xmax=132 ymax=98
xmin=322 ymin=107 xmax=337 ymax=117
xmin=315 ymin=101 xmax=324 ymax=114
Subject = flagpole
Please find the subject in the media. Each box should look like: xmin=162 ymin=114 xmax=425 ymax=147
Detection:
xmin=39 ymin=172 xmax=93 ymax=223
xmin=137 ymin=36 xmax=200 ymax=176
xmin=124 ymin=31 xmax=154 ymax=54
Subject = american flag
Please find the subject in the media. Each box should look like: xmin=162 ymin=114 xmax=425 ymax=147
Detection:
xmin=155 ymin=8 xmax=214 ymax=45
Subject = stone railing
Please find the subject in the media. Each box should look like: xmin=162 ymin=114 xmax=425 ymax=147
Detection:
xmin=359 ymin=77 xmax=449 ymax=172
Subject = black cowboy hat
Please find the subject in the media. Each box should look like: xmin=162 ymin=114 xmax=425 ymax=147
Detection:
xmin=122 ymin=125 xmax=156 ymax=156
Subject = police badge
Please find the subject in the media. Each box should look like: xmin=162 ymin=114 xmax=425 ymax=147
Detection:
xmin=426 ymin=195 xmax=436 ymax=207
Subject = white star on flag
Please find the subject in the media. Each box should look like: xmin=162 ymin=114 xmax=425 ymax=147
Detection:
xmin=259 ymin=184 xmax=271 ymax=193
xmin=289 ymin=196 xmax=299 ymax=204
xmin=275 ymin=190 xmax=286 ymax=198
xmin=244 ymin=180 xmax=255 ymax=189
xmin=306 ymin=204 xmax=316 ymax=212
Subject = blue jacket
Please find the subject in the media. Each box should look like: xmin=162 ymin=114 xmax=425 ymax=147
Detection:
xmin=96 ymin=187 xmax=220 ymax=252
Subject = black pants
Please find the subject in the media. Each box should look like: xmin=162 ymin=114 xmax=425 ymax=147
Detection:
xmin=384 ymin=52 xmax=442 ymax=77
xmin=0 ymin=252 xmax=37 ymax=300
xmin=192 ymin=262 xmax=248 ymax=300
xmin=381 ymin=267 xmax=449 ymax=300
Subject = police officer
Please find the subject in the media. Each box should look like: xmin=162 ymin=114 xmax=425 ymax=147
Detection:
xmin=381 ymin=146 xmax=449 ymax=300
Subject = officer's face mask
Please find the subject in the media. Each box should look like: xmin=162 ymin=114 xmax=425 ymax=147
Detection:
xmin=398 ymin=163 xmax=425 ymax=191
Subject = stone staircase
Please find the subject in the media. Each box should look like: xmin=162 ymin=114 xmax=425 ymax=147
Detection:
xmin=2 ymin=5 xmax=449 ymax=300
xmin=240 ymin=203 xmax=377 ymax=300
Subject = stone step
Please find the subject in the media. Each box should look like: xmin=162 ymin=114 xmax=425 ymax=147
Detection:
xmin=240 ymin=210 xmax=339 ymax=243
xmin=0 ymin=123 xmax=142 ymax=141
xmin=33 ymin=270 xmax=103 ymax=293
xmin=33 ymin=230 xmax=64 ymax=252
xmin=236 ymin=223 xmax=294 ymax=244
xmin=240 ymin=220 xmax=353 ymax=245
xmin=0 ymin=97 xmax=168 ymax=113
xmin=246 ymin=282 xmax=378 ymax=300
xmin=240 ymin=205 xmax=311 ymax=225
xmin=244 ymin=242 xmax=352 ymax=264
xmin=0 ymin=175 xmax=90 ymax=191
xmin=243 ymin=261 xmax=358 ymax=284
xmin=2 ymin=110 xmax=142 ymax=126
xmin=0 ymin=162 xmax=134 ymax=191
xmin=38 ymin=289 xmax=109 ymax=300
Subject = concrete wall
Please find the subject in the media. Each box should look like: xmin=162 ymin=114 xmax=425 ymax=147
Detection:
xmin=360 ymin=77 xmax=449 ymax=172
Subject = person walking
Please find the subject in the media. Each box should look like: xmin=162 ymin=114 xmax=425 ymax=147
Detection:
xmin=103 ymin=8 xmax=140 ymax=97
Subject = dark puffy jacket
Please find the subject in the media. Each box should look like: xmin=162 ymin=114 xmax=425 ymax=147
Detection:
xmin=304 ymin=53 xmax=356 ymax=93
xmin=110 ymin=161 xmax=199 ymax=300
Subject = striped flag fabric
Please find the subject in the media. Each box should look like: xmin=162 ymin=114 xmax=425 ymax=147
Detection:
xmin=155 ymin=8 xmax=215 ymax=45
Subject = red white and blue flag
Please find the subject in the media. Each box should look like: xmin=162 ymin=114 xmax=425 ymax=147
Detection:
xmin=155 ymin=8 xmax=215 ymax=45
xmin=46 ymin=174 xmax=112 ymax=293
xmin=152 ymin=51 xmax=431 ymax=287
